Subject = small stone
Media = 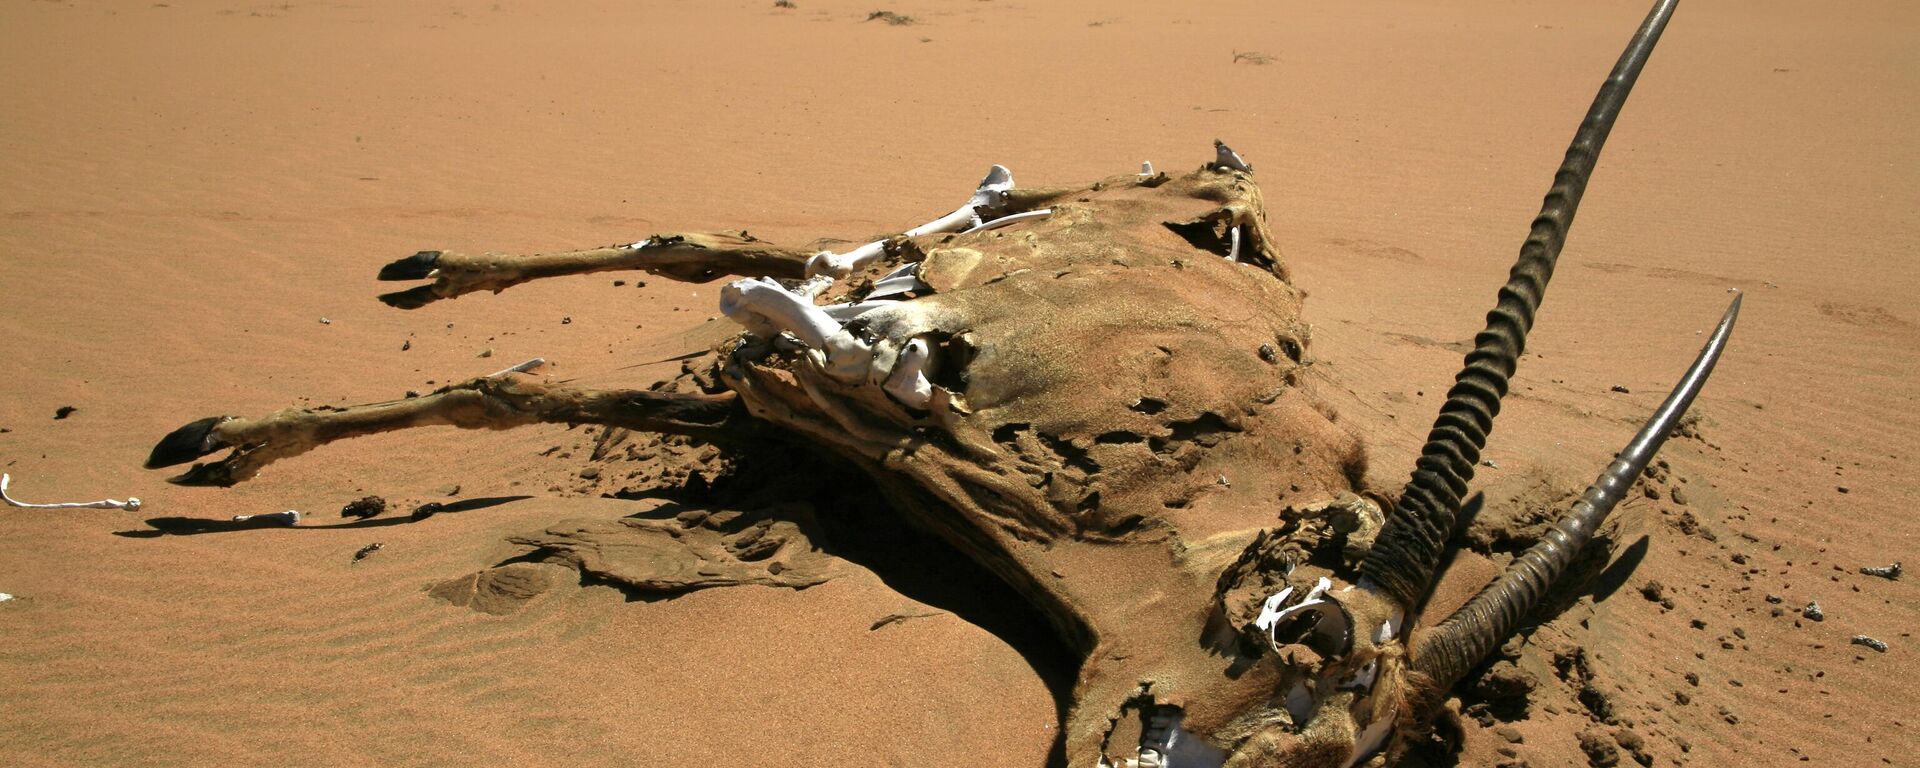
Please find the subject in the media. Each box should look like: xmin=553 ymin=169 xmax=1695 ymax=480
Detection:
xmin=352 ymin=542 xmax=384 ymax=562
xmin=1851 ymin=635 xmax=1888 ymax=653
xmin=434 ymin=484 xmax=461 ymax=497
xmin=1494 ymin=725 xmax=1524 ymax=744
xmin=578 ymin=467 xmax=601 ymax=480
xmin=1578 ymin=728 xmax=1619 ymax=766
xmin=318 ymin=317 xmax=331 ymax=325
xmin=561 ymin=316 xmax=572 ymax=325
xmin=1610 ymin=385 xmax=1630 ymax=394
xmin=340 ymin=495 xmax=387 ymax=520
xmin=53 ymin=406 xmax=77 ymax=420
xmin=477 ymin=348 xmax=493 ymax=358
xmin=1836 ymin=485 xmax=1850 ymax=493
xmin=1473 ymin=661 xmax=1538 ymax=704
xmin=1802 ymin=601 xmax=1824 ymax=621
xmin=613 ymin=280 xmax=627 ymax=286
xmin=401 ymin=339 xmax=411 ymax=351
xmin=1258 ymin=343 xmax=1278 ymax=363
xmin=1765 ymin=593 xmax=1783 ymax=604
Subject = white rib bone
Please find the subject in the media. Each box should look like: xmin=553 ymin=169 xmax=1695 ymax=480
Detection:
xmin=720 ymin=277 xmax=872 ymax=381
xmin=1226 ymin=225 xmax=1242 ymax=262
xmin=805 ymin=165 xmax=1016 ymax=278
xmin=820 ymin=299 xmax=902 ymax=322
xmin=961 ymin=208 xmax=1052 ymax=235
xmin=0 ymin=474 xmax=141 ymax=511
xmin=1211 ymin=140 xmax=1253 ymax=173
xmin=868 ymin=263 xmax=930 ymax=300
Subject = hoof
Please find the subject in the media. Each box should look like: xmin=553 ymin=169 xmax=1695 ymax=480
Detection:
xmin=166 ymin=461 xmax=241 ymax=488
xmin=145 ymin=417 xmax=227 ymax=469
xmin=378 ymin=285 xmax=440 ymax=310
xmin=377 ymin=250 xmax=442 ymax=281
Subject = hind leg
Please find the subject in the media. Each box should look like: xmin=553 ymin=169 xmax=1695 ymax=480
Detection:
xmin=375 ymin=232 xmax=815 ymax=309
xmin=145 ymin=375 xmax=743 ymax=486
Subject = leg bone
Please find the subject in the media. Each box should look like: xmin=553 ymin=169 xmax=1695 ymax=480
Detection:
xmin=145 ymin=377 xmax=742 ymax=486
xmin=376 ymin=232 xmax=813 ymax=309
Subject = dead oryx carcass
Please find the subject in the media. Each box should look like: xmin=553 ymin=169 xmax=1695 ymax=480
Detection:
xmin=146 ymin=1 xmax=1729 ymax=765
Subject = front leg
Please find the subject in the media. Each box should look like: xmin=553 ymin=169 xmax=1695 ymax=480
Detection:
xmin=145 ymin=375 xmax=744 ymax=486
xmin=375 ymin=231 xmax=814 ymax=309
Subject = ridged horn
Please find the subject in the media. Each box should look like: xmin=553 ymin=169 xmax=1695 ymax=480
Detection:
xmin=1360 ymin=0 xmax=1682 ymax=607
xmin=1413 ymin=295 xmax=1739 ymax=690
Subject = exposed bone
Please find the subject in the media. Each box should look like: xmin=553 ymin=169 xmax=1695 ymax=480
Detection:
xmin=232 ymin=510 xmax=300 ymax=526
xmin=374 ymin=233 xmax=815 ymax=309
xmin=486 ymin=357 xmax=546 ymax=378
xmin=719 ymin=277 xmax=873 ymax=381
xmin=960 ymin=208 xmax=1053 ymax=235
xmin=0 ymin=593 xmax=13 ymax=603
xmin=794 ymin=274 xmax=837 ymax=300
xmin=805 ymin=165 xmax=1016 ymax=277
xmin=1254 ymin=576 xmax=1350 ymax=650
xmin=1852 ymin=634 xmax=1889 ymax=653
xmin=1210 ymin=139 xmax=1253 ymax=173
xmin=1140 ymin=161 xmax=1154 ymax=177
xmin=1226 ymin=225 xmax=1242 ymax=262
xmin=0 ymin=474 xmax=141 ymax=511
xmin=1130 ymin=708 xmax=1227 ymax=768
xmin=867 ymin=263 xmax=931 ymax=300
xmin=881 ymin=337 xmax=934 ymax=409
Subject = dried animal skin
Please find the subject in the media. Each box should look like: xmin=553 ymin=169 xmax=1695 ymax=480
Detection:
xmin=506 ymin=503 xmax=845 ymax=593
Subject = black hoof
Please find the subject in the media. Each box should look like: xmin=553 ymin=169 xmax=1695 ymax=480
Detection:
xmin=377 ymin=250 xmax=442 ymax=281
xmin=377 ymin=285 xmax=440 ymax=310
xmin=145 ymin=417 xmax=227 ymax=469
xmin=166 ymin=461 xmax=240 ymax=488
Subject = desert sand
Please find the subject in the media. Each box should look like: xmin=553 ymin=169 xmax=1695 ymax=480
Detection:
xmin=1 ymin=1 xmax=1914 ymax=766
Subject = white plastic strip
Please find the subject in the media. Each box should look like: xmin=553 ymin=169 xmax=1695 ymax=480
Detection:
xmin=0 ymin=474 xmax=141 ymax=511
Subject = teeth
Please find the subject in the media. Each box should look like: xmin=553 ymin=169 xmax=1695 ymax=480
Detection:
xmin=1226 ymin=224 xmax=1242 ymax=262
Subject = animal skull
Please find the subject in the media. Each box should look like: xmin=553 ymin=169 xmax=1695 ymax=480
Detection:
xmin=142 ymin=1 xmax=1733 ymax=765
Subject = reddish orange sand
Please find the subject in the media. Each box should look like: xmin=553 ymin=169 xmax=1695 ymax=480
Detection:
xmin=1 ymin=1 xmax=1914 ymax=766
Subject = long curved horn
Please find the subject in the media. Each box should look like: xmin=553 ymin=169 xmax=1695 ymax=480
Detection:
xmin=1414 ymin=295 xmax=1739 ymax=690
xmin=1360 ymin=0 xmax=1683 ymax=607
